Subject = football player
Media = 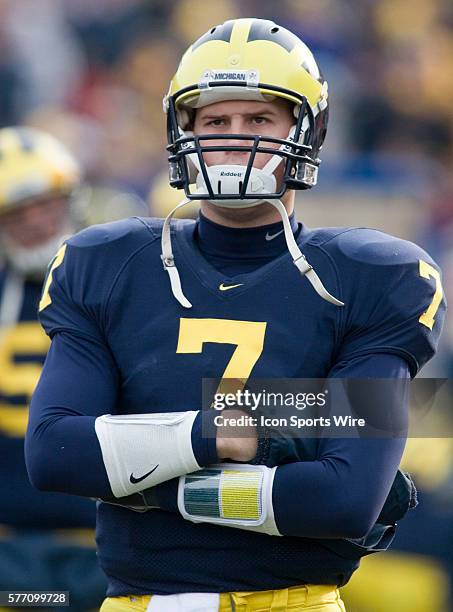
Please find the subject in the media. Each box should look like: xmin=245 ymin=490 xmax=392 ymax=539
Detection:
xmin=26 ymin=19 xmax=445 ymax=612
xmin=0 ymin=127 xmax=106 ymax=610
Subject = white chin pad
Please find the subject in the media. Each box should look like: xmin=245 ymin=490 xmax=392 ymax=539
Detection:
xmin=195 ymin=165 xmax=277 ymax=207
xmin=95 ymin=411 xmax=201 ymax=498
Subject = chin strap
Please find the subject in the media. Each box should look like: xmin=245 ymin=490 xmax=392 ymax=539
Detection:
xmin=264 ymin=198 xmax=344 ymax=306
xmin=161 ymin=197 xmax=193 ymax=308
xmin=160 ymin=195 xmax=343 ymax=309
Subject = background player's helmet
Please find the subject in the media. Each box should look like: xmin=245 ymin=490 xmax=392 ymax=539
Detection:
xmin=0 ymin=127 xmax=80 ymax=276
xmin=0 ymin=127 xmax=80 ymax=213
xmin=164 ymin=18 xmax=329 ymax=204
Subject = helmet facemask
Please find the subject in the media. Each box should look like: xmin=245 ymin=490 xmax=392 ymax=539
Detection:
xmin=166 ymin=83 xmax=321 ymax=205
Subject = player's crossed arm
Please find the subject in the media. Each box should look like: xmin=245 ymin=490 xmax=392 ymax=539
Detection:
xmin=100 ymin=352 xmax=411 ymax=539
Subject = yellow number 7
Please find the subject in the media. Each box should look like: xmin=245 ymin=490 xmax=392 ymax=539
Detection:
xmin=419 ymin=260 xmax=443 ymax=330
xmin=176 ymin=318 xmax=267 ymax=394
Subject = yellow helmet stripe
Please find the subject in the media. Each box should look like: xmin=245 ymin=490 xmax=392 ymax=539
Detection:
xmin=229 ymin=18 xmax=253 ymax=50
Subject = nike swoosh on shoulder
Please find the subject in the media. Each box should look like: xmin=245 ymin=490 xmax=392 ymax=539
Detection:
xmin=129 ymin=464 xmax=159 ymax=484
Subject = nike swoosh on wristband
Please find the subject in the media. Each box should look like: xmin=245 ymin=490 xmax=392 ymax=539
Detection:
xmin=265 ymin=229 xmax=284 ymax=241
xmin=129 ymin=464 xmax=159 ymax=484
xmin=219 ymin=282 xmax=244 ymax=291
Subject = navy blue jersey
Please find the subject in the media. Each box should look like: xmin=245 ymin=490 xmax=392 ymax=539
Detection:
xmin=28 ymin=217 xmax=445 ymax=595
xmin=0 ymin=270 xmax=96 ymax=528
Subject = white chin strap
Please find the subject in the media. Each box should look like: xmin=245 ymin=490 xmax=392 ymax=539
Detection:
xmin=160 ymin=193 xmax=343 ymax=309
xmin=161 ymin=197 xmax=194 ymax=309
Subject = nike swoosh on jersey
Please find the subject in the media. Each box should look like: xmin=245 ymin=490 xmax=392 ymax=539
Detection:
xmin=218 ymin=283 xmax=244 ymax=291
xmin=129 ymin=464 xmax=159 ymax=484
xmin=265 ymin=229 xmax=284 ymax=241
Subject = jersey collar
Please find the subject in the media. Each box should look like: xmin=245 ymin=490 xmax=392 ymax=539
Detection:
xmin=195 ymin=211 xmax=299 ymax=260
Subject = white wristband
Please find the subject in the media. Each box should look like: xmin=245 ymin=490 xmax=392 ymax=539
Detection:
xmin=95 ymin=411 xmax=200 ymax=498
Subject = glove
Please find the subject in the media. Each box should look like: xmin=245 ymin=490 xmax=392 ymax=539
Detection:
xmin=377 ymin=470 xmax=418 ymax=524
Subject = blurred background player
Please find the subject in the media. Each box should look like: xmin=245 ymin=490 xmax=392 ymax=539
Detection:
xmin=0 ymin=126 xmax=106 ymax=611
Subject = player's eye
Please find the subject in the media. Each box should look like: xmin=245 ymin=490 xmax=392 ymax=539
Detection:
xmin=206 ymin=118 xmax=225 ymax=127
xmin=252 ymin=116 xmax=268 ymax=125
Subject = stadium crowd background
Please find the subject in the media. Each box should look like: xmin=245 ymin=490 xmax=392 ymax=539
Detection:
xmin=0 ymin=1 xmax=452 ymax=610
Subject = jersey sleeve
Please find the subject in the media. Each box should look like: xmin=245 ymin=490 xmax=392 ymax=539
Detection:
xmin=38 ymin=218 xmax=149 ymax=342
xmin=27 ymin=222 xmax=132 ymax=498
xmin=333 ymin=229 xmax=446 ymax=377
xmin=25 ymin=330 xmax=117 ymax=498
xmin=38 ymin=242 xmax=103 ymax=342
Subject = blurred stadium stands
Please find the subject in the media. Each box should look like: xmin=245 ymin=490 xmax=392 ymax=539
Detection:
xmin=0 ymin=1 xmax=451 ymax=610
